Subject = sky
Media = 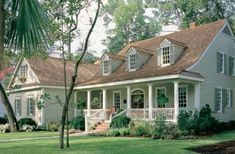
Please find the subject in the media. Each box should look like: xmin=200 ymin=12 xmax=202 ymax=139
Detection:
xmin=70 ymin=1 xmax=179 ymax=57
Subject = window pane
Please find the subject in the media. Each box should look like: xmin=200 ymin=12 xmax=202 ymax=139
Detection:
xmin=103 ymin=60 xmax=109 ymax=74
xmin=162 ymin=47 xmax=170 ymax=64
xmin=114 ymin=92 xmax=121 ymax=110
xmin=129 ymin=54 xmax=137 ymax=70
xmin=179 ymin=86 xmax=187 ymax=108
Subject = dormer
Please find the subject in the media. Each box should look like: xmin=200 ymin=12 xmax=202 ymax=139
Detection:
xmin=157 ymin=38 xmax=186 ymax=67
xmin=100 ymin=53 xmax=124 ymax=75
xmin=126 ymin=46 xmax=152 ymax=71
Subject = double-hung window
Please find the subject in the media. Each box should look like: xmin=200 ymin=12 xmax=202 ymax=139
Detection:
xmin=226 ymin=89 xmax=231 ymax=108
xmin=27 ymin=97 xmax=35 ymax=116
xmin=103 ymin=60 xmax=110 ymax=75
xmin=113 ymin=92 xmax=121 ymax=110
xmin=162 ymin=46 xmax=170 ymax=65
xmin=20 ymin=65 xmax=27 ymax=78
xmin=15 ymin=98 xmax=21 ymax=115
xmin=215 ymin=88 xmax=223 ymax=113
xmin=229 ymin=56 xmax=235 ymax=76
xmin=217 ymin=52 xmax=225 ymax=73
xmin=129 ymin=54 xmax=137 ymax=70
xmin=178 ymin=86 xmax=188 ymax=108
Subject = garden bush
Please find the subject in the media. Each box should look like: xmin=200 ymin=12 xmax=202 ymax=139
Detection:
xmin=22 ymin=125 xmax=34 ymax=132
xmin=0 ymin=117 xmax=7 ymax=125
xmin=106 ymin=129 xmax=120 ymax=137
xmin=152 ymin=114 xmax=167 ymax=138
xmin=18 ymin=118 xmax=37 ymax=129
xmin=118 ymin=128 xmax=130 ymax=136
xmin=0 ymin=124 xmax=10 ymax=133
xmin=131 ymin=121 xmax=152 ymax=137
xmin=178 ymin=110 xmax=198 ymax=134
xmin=110 ymin=115 xmax=131 ymax=129
xmin=70 ymin=116 xmax=85 ymax=130
xmin=46 ymin=121 xmax=60 ymax=132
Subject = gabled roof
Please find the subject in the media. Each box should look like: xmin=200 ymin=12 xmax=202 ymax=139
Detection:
xmin=9 ymin=57 xmax=99 ymax=88
xmin=79 ymin=19 xmax=226 ymax=86
xmin=103 ymin=52 xmax=125 ymax=60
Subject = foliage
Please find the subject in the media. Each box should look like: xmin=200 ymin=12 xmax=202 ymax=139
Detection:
xmin=0 ymin=124 xmax=10 ymax=133
xmin=37 ymin=93 xmax=51 ymax=110
xmin=110 ymin=115 xmax=131 ymax=129
xmin=70 ymin=116 xmax=85 ymax=131
xmin=102 ymin=0 xmax=161 ymax=53
xmin=0 ymin=117 xmax=7 ymax=125
xmin=91 ymin=97 xmax=101 ymax=107
xmin=76 ymin=99 xmax=86 ymax=117
xmin=178 ymin=110 xmax=198 ymax=134
xmin=132 ymin=121 xmax=152 ymax=137
xmin=118 ymin=127 xmax=131 ymax=136
xmin=46 ymin=121 xmax=60 ymax=132
xmin=152 ymin=113 xmax=167 ymax=138
xmin=18 ymin=118 xmax=37 ymax=129
xmin=106 ymin=129 xmax=120 ymax=137
xmin=156 ymin=94 xmax=169 ymax=107
xmin=21 ymin=125 xmax=34 ymax=132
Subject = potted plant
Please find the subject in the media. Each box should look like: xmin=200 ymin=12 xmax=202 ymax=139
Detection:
xmin=156 ymin=94 xmax=169 ymax=108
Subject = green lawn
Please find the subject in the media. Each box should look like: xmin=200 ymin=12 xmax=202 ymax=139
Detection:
xmin=0 ymin=131 xmax=235 ymax=154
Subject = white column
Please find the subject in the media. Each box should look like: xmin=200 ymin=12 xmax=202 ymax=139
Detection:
xmin=87 ymin=90 xmax=91 ymax=116
xmin=174 ymin=81 xmax=179 ymax=122
xmin=148 ymin=84 xmax=153 ymax=120
xmin=102 ymin=89 xmax=107 ymax=111
xmin=194 ymin=82 xmax=201 ymax=111
xmin=126 ymin=86 xmax=131 ymax=110
xmin=74 ymin=91 xmax=78 ymax=117
xmin=39 ymin=89 xmax=45 ymax=126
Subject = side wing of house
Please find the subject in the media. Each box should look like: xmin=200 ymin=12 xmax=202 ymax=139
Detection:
xmin=188 ymin=21 xmax=235 ymax=121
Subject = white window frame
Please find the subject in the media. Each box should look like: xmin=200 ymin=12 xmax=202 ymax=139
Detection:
xmin=178 ymin=85 xmax=188 ymax=108
xmin=227 ymin=88 xmax=231 ymax=108
xmin=155 ymin=87 xmax=167 ymax=107
xmin=102 ymin=60 xmax=110 ymax=75
xmin=15 ymin=97 xmax=21 ymax=116
xmin=161 ymin=46 xmax=171 ymax=66
xmin=27 ymin=96 xmax=35 ymax=116
xmin=20 ymin=65 xmax=27 ymax=78
xmin=128 ymin=53 xmax=137 ymax=71
xmin=113 ymin=91 xmax=121 ymax=110
xmin=218 ymin=52 xmax=225 ymax=74
xmin=216 ymin=87 xmax=223 ymax=113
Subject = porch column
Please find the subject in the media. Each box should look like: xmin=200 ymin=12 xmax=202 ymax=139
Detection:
xmin=126 ymin=86 xmax=131 ymax=110
xmin=102 ymin=89 xmax=107 ymax=111
xmin=40 ymin=89 xmax=45 ymax=126
xmin=174 ymin=81 xmax=179 ymax=122
xmin=194 ymin=82 xmax=201 ymax=111
xmin=74 ymin=91 xmax=78 ymax=117
xmin=87 ymin=90 xmax=91 ymax=116
xmin=148 ymin=83 xmax=153 ymax=120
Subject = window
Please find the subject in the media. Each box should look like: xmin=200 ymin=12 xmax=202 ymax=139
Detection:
xmin=162 ymin=46 xmax=170 ymax=65
xmin=215 ymin=88 xmax=222 ymax=113
xmin=20 ymin=65 xmax=27 ymax=78
xmin=156 ymin=87 xmax=167 ymax=108
xmin=129 ymin=54 xmax=137 ymax=70
xmin=217 ymin=52 xmax=225 ymax=73
xmin=103 ymin=60 xmax=110 ymax=75
xmin=15 ymin=98 xmax=21 ymax=115
xmin=113 ymin=92 xmax=121 ymax=110
xmin=227 ymin=89 xmax=231 ymax=108
xmin=178 ymin=86 xmax=188 ymax=108
xmin=27 ymin=97 xmax=35 ymax=116
xmin=229 ymin=56 xmax=235 ymax=76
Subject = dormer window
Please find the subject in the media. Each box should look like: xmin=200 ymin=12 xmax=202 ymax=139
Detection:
xmin=102 ymin=60 xmax=111 ymax=75
xmin=162 ymin=46 xmax=170 ymax=65
xmin=129 ymin=53 xmax=137 ymax=70
xmin=20 ymin=65 xmax=27 ymax=78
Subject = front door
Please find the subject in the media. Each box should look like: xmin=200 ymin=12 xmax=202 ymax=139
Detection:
xmin=131 ymin=90 xmax=144 ymax=108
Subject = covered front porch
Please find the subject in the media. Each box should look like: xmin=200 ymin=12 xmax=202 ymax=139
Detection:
xmin=74 ymin=76 xmax=203 ymax=131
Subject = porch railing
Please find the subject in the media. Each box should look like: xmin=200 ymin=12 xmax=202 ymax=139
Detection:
xmin=127 ymin=108 xmax=149 ymax=120
xmin=152 ymin=108 xmax=175 ymax=121
xmin=85 ymin=109 xmax=104 ymax=132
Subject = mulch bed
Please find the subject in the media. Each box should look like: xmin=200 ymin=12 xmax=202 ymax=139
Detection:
xmin=190 ymin=140 xmax=235 ymax=154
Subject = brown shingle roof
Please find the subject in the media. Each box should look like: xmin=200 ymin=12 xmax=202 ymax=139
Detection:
xmin=79 ymin=19 xmax=226 ymax=86
xmin=27 ymin=57 xmax=99 ymax=86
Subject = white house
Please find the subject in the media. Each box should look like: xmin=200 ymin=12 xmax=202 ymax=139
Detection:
xmin=7 ymin=19 xmax=235 ymax=131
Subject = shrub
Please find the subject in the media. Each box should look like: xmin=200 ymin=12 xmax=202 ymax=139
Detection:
xmin=22 ymin=125 xmax=34 ymax=132
xmin=119 ymin=128 xmax=130 ymax=136
xmin=0 ymin=117 xmax=7 ymax=125
xmin=152 ymin=114 xmax=167 ymax=138
xmin=18 ymin=118 xmax=37 ymax=129
xmin=106 ymin=129 xmax=120 ymax=137
xmin=178 ymin=110 xmax=198 ymax=134
xmin=0 ymin=124 xmax=10 ymax=133
xmin=110 ymin=115 xmax=131 ymax=129
xmin=70 ymin=116 xmax=85 ymax=130
xmin=131 ymin=121 xmax=152 ymax=137
xmin=46 ymin=121 xmax=60 ymax=132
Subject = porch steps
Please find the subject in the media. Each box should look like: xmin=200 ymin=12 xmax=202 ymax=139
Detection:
xmin=91 ymin=121 xmax=110 ymax=133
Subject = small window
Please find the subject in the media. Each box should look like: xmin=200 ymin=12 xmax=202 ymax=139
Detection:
xmin=156 ymin=87 xmax=167 ymax=108
xmin=129 ymin=54 xmax=137 ymax=70
xmin=15 ymin=98 xmax=21 ymax=115
xmin=27 ymin=97 xmax=35 ymax=116
xmin=162 ymin=46 xmax=170 ymax=65
xmin=226 ymin=89 xmax=231 ymax=108
xmin=113 ymin=92 xmax=121 ymax=110
xmin=20 ymin=65 xmax=27 ymax=78
xmin=215 ymin=88 xmax=222 ymax=113
xmin=102 ymin=60 xmax=110 ymax=75
xmin=217 ymin=52 xmax=225 ymax=73
xmin=178 ymin=86 xmax=188 ymax=108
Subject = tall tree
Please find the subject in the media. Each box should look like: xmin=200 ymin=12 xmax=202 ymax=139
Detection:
xmin=0 ymin=0 xmax=51 ymax=132
xmin=102 ymin=0 xmax=161 ymax=53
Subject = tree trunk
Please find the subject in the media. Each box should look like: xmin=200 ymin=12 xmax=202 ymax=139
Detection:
xmin=0 ymin=83 xmax=19 ymax=131
xmin=59 ymin=0 xmax=101 ymax=149
xmin=0 ymin=0 xmax=19 ymax=132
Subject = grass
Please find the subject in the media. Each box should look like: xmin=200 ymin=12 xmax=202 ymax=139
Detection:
xmin=0 ymin=131 xmax=235 ymax=154
xmin=0 ymin=131 xmax=58 ymax=139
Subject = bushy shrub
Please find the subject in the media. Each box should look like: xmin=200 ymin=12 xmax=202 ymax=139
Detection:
xmin=22 ymin=125 xmax=34 ymax=132
xmin=131 ymin=121 xmax=152 ymax=137
xmin=119 ymin=128 xmax=130 ymax=136
xmin=0 ymin=124 xmax=10 ymax=133
xmin=0 ymin=117 xmax=7 ymax=125
xmin=46 ymin=121 xmax=60 ymax=132
xmin=152 ymin=114 xmax=167 ymax=138
xmin=106 ymin=129 xmax=120 ymax=137
xmin=178 ymin=110 xmax=198 ymax=134
xmin=110 ymin=115 xmax=131 ymax=129
xmin=18 ymin=118 xmax=37 ymax=129
xmin=70 ymin=116 xmax=85 ymax=130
